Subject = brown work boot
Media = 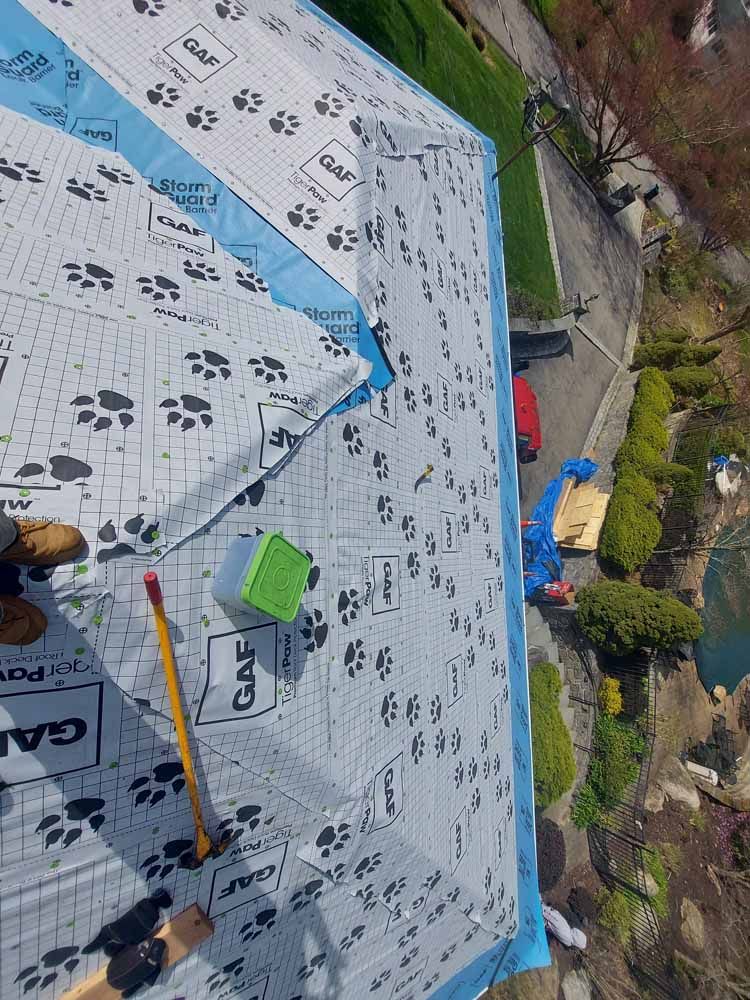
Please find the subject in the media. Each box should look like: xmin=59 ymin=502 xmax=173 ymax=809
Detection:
xmin=0 ymin=520 xmax=85 ymax=566
xmin=0 ymin=596 xmax=47 ymax=645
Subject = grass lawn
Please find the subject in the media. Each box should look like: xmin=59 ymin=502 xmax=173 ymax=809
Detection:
xmin=316 ymin=0 xmax=560 ymax=314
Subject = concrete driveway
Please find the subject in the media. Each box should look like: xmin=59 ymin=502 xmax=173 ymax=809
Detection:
xmin=471 ymin=0 xmax=644 ymax=515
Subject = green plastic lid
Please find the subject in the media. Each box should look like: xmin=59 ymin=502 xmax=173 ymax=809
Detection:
xmin=240 ymin=532 xmax=311 ymax=622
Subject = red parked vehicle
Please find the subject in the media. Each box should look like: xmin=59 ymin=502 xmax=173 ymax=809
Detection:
xmin=512 ymin=375 xmax=542 ymax=464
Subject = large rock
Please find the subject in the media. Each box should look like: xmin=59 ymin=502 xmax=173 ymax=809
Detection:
xmin=561 ymin=968 xmax=592 ymax=1000
xmin=645 ymin=782 xmax=665 ymax=813
xmin=644 ymin=870 xmax=660 ymax=899
xmin=657 ymin=757 xmax=701 ymax=811
xmin=710 ymin=684 xmax=727 ymax=705
xmin=489 ymin=961 xmax=559 ymax=1000
xmin=680 ymin=898 xmax=705 ymax=952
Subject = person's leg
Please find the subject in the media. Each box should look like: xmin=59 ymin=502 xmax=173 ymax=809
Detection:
xmin=0 ymin=518 xmax=85 ymax=565
xmin=0 ymin=509 xmax=18 ymax=554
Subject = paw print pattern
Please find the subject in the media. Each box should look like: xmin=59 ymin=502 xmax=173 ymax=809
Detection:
xmin=441 ymin=338 xmax=450 ymax=361
xmin=373 ymin=450 xmax=389 ymax=481
xmin=290 ymin=878 xmax=324 ymax=911
xmin=319 ymin=333 xmax=351 ymax=358
xmin=147 ymin=83 xmax=179 ymax=107
xmin=248 ymin=355 xmax=288 ymax=387
xmin=405 ymin=694 xmax=421 ymax=727
xmin=315 ymin=822 xmax=351 ymax=858
xmin=183 ymin=259 xmax=219 ymax=282
xmin=140 ymin=837 xmax=193 ymax=879
xmin=383 ymin=877 xmax=407 ymax=904
xmin=411 ymin=730 xmax=425 ymax=763
xmin=424 ymin=531 xmax=436 ymax=556
xmin=458 ymin=483 xmax=467 ymax=505
xmin=401 ymin=514 xmax=416 ymax=541
xmin=454 ymin=761 xmax=464 ymax=788
xmin=13 ymin=948 xmax=81 ymax=994
xmin=72 ymin=389 xmax=134 ymax=432
xmin=425 ymin=414 xmax=436 ymax=438
xmin=128 ymin=761 xmax=185 ymax=807
xmin=315 ymin=92 xmax=345 ymax=117
xmin=463 ymin=614 xmax=472 ymax=638
xmin=445 ymin=577 xmax=455 ymax=601
xmin=340 ymin=924 xmax=366 ymax=951
xmin=434 ymin=728 xmax=446 ymax=756
xmin=354 ymin=852 xmax=382 ymax=879
xmin=429 ymin=565 xmax=441 ymax=590
xmin=451 ymin=728 xmax=462 ymax=754
xmin=96 ymin=164 xmax=134 ymax=186
xmin=0 ymin=158 xmax=44 ymax=184
xmin=356 ymin=883 xmax=379 ymax=912
xmin=287 ymin=202 xmax=320 ymax=230
xmin=375 ymin=646 xmax=392 ymax=680
xmin=445 ymin=468 xmax=454 ymax=490
xmin=66 ymin=177 xmax=108 ymax=202
xmin=400 ymin=239 xmax=413 ymax=266
xmin=338 ymin=588 xmax=360 ymax=626
xmin=62 ymin=263 xmax=115 ymax=292
xmin=327 ymin=226 xmax=358 ymax=252
xmin=298 ymin=954 xmax=326 ymax=980
xmin=394 ymin=204 xmax=408 ymax=232
xmin=461 ymin=512 xmax=471 ymax=534
xmin=377 ymin=494 xmax=394 ymax=524
xmin=468 ymin=756 xmax=478 ymax=783
xmin=430 ymin=694 xmax=442 ymax=723
xmin=301 ymin=609 xmax=328 ymax=651
xmin=475 ymin=599 xmax=483 ymax=621
xmin=35 ymin=797 xmax=106 ymax=849
xmin=236 ymin=269 xmax=268 ymax=294
xmin=269 ymin=111 xmax=302 ymax=135
xmin=186 ymin=106 xmax=219 ymax=131
xmin=133 ymin=0 xmax=165 ymax=14
xmin=449 ymin=608 xmax=459 ymax=632
xmin=137 ymin=272 xmax=180 ymax=302
xmin=407 ymin=551 xmax=420 ymax=579
xmin=239 ymin=907 xmax=276 ymax=942
xmin=369 ymin=970 xmax=392 ymax=991
xmin=441 ymin=436 xmax=452 ymax=459
xmin=160 ymin=393 xmax=212 ymax=431
xmin=344 ymin=638 xmax=365 ymax=678
xmin=96 ymin=511 xmax=159 ymax=562
xmin=380 ymin=691 xmax=398 ymax=728
xmin=343 ymin=422 xmax=363 ymax=456
xmin=233 ymin=88 xmax=264 ymax=113
xmin=399 ymin=351 xmax=412 ymax=378
xmin=187 ymin=349 xmax=231 ymax=381
xmin=422 ymin=278 xmax=432 ymax=302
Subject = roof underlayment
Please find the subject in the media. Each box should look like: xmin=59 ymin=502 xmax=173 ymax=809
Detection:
xmin=0 ymin=2 xmax=549 ymax=997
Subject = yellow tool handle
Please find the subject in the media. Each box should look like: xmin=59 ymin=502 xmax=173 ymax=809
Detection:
xmin=145 ymin=573 xmax=212 ymax=861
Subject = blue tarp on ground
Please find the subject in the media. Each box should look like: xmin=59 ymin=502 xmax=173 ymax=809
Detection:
xmin=522 ymin=459 xmax=598 ymax=601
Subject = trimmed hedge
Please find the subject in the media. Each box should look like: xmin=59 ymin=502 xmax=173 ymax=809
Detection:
xmin=632 ymin=341 xmax=721 ymax=371
xmin=529 ymin=661 xmax=576 ymax=810
xmin=614 ymin=469 xmax=658 ymax=508
xmin=644 ymin=460 xmax=693 ymax=488
xmin=576 ymin=580 xmax=703 ymax=655
xmin=598 ymin=493 xmax=662 ymax=573
xmin=666 ymin=366 xmax=714 ymax=399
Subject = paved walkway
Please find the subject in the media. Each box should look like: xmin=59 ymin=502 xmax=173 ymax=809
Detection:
xmin=470 ymin=0 xmax=646 ymax=517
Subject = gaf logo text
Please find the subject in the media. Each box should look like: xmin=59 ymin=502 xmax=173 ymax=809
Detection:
xmin=301 ymin=140 xmax=364 ymax=201
xmin=0 ymin=683 xmax=103 ymax=784
xmin=163 ymin=24 xmax=237 ymax=83
xmin=208 ymin=842 xmax=288 ymax=917
xmin=366 ymin=752 xmax=403 ymax=832
xmin=196 ymin=623 xmax=277 ymax=727
xmin=148 ymin=204 xmax=215 ymax=253
xmin=371 ymin=555 xmax=400 ymax=615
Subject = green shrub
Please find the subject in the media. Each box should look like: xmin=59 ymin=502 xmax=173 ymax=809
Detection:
xmin=576 ymin=581 xmax=703 ymax=655
xmin=599 ymin=676 xmax=624 ymax=715
xmin=614 ymin=433 xmax=660 ymax=474
xmin=589 ymin=714 xmax=645 ymax=809
xmin=597 ymin=888 xmax=633 ymax=948
xmin=632 ymin=340 xmax=687 ymax=370
xmin=682 ymin=343 xmax=722 ymax=367
xmin=628 ymin=410 xmax=668 ymax=451
xmin=571 ymin=782 xmax=602 ymax=829
xmin=614 ymin=470 xmax=658 ymax=508
xmin=634 ymin=367 xmax=675 ymax=414
xmin=644 ymin=461 xmax=693 ymax=488
xmin=645 ymin=849 xmax=669 ymax=918
xmin=529 ymin=662 xmax=576 ymax=810
xmin=649 ymin=327 xmax=691 ymax=343
xmin=598 ymin=492 xmax=662 ymax=573
xmin=712 ymin=426 xmax=747 ymax=458
xmin=666 ymin=366 xmax=714 ymax=399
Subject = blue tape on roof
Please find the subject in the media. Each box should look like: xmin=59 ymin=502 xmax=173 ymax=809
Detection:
xmin=0 ymin=0 xmax=390 ymax=407
xmin=522 ymin=458 xmax=598 ymax=601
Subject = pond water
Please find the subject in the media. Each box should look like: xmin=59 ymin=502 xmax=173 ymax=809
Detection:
xmin=695 ymin=518 xmax=750 ymax=694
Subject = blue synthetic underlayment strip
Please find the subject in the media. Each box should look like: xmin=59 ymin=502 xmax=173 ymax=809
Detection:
xmin=0 ymin=0 xmax=389 ymax=410
xmin=429 ymin=161 xmax=549 ymax=1000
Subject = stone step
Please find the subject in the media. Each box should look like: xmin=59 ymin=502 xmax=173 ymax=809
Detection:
xmin=525 ymin=621 xmax=551 ymax=648
xmin=524 ymin=604 xmax=544 ymax=631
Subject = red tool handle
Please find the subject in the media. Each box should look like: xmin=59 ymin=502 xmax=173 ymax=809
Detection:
xmin=144 ymin=571 xmax=163 ymax=606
